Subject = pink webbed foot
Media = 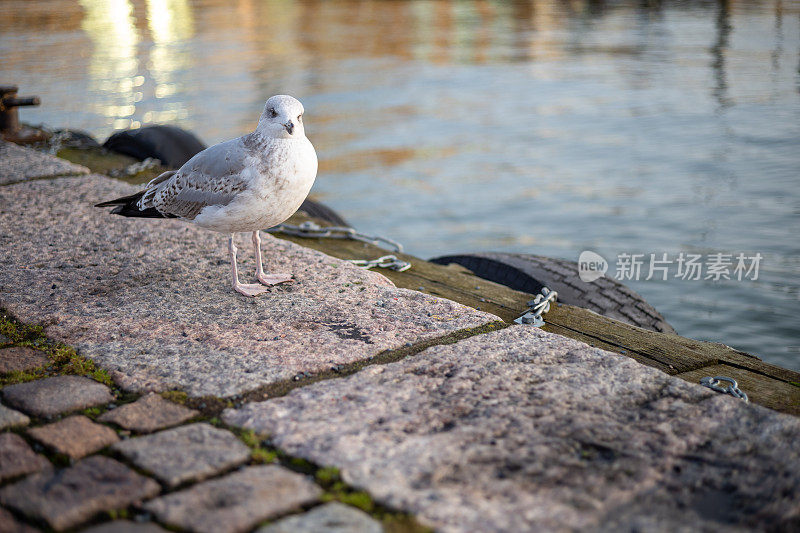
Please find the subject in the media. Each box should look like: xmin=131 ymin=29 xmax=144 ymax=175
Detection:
xmin=257 ymin=273 xmax=294 ymax=286
xmin=233 ymin=283 xmax=271 ymax=297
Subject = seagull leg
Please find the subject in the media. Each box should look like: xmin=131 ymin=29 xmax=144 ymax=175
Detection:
xmin=253 ymin=230 xmax=293 ymax=286
xmin=229 ymin=234 xmax=270 ymax=297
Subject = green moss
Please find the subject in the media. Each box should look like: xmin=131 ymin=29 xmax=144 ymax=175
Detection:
xmin=227 ymin=428 xmax=276 ymax=464
xmin=287 ymin=456 xmax=315 ymax=473
xmin=383 ymin=516 xmax=435 ymax=533
xmin=1 ymin=368 xmax=46 ymax=386
xmin=105 ymin=508 xmax=130 ymax=521
xmin=237 ymin=429 xmax=261 ymax=449
xmin=326 ymin=490 xmax=375 ymax=513
xmin=82 ymin=406 xmax=104 ymax=418
xmin=160 ymin=390 xmax=189 ymax=405
xmin=0 ymin=311 xmax=113 ymax=388
xmin=315 ymin=466 xmax=341 ymax=486
xmin=251 ymin=448 xmax=277 ymax=464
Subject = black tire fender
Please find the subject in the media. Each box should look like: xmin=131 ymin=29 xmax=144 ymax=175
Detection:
xmin=429 ymin=253 xmax=676 ymax=334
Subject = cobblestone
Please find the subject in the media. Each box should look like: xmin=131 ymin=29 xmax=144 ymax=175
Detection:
xmin=258 ymin=502 xmax=382 ymax=533
xmin=1 ymin=376 xmax=113 ymax=418
xmin=225 ymin=326 xmax=800 ymax=532
xmin=112 ymin=423 xmax=250 ymax=488
xmin=0 ymin=507 xmax=39 ymax=533
xmin=0 ymin=346 xmax=49 ymax=373
xmin=98 ymin=393 xmax=197 ymax=433
xmin=0 ymin=403 xmax=30 ymax=430
xmin=82 ymin=520 xmax=168 ymax=533
xmin=144 ymin=465 xmax=321 ymax=533
xmin=27 ymin=415 xmax=119 ymax=459
xmin=0 ymin=456 xmax=159 ymax=531
xmin=0 ymin=433 xmax=50 ymax=482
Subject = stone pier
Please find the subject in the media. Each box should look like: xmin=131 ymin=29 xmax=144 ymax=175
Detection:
xmin=1 ymin=140 xmax=798 ymax=532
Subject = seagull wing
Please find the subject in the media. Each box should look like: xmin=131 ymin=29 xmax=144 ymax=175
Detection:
xmin=146 ymin=137 xmax=253 ymax=220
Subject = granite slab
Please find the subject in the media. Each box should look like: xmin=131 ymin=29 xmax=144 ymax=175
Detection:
xmin=0 ymin=140 xmax=88 ymax=185
xmin=0 ymin=176 xmax=499 ymax=397
xmin=224 ymin=326 xmax=800 ymax=532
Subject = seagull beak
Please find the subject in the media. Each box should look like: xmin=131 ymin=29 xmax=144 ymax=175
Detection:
xmin=284 ymin=121 xmax=294 ymax=135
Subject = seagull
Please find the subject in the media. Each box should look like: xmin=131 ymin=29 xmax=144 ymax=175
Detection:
xmin=96 ymin=95 xmax=318 ymax=297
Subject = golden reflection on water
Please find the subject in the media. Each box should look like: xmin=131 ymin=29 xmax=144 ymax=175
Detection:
xmin=74 ymin=0 xmax=566 ymax=136
xmin=79 ymin=0 xmax=196 ymax=131
xmin=145 ymin=0 xmax=194 ymax=124
xmin=80 ymin=0 xmax=140 ymax=131
xmin=4 ymin=0 xmax=795 ymax=136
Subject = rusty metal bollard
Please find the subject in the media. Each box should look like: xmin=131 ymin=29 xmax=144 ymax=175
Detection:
xmin=0 ymin=86 xmax=48 ymax=143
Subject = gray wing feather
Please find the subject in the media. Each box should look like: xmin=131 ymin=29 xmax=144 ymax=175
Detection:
xmin=149 ymin=136 xmax=254 ymax=219
xmin=182 ymin=138 xmax=248 ymax=178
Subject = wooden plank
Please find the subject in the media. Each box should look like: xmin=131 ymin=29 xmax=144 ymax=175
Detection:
xmin=668 ymin=336 xmax=800 ymax=387
xmin=541 ymin=303 xmax=716 ymax=374
xmin=677 ymin=364 xmax=800 ymax=416
xmin=542 ymin=321 xmax=675 ymax=374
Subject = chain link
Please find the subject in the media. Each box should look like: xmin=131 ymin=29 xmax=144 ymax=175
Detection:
xmin=267 ymin=221 xmax=404 ymax=253
xmin=114 ymin=157 xmax=162 ymax=177
xmin=46 ymin=129 xmax=71 ymax=155
xmin=699 ymin=376 xmax=748 ymax=402
xmin=514 ymin=287 xmax=558 ymax=327
xmin=349 ymin=255 xmax=411 ymax=272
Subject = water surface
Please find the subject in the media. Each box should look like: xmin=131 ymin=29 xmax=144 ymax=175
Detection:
xmin=2 ymin=0 xmax=799 ymax=369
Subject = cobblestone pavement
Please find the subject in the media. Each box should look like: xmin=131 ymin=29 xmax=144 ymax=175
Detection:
xmin=1 ymin=143 xmax=799 ymax=532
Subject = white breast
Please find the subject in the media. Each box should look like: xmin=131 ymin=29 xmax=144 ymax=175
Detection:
xmin=193 ymin=137 xmax=318 ymax=233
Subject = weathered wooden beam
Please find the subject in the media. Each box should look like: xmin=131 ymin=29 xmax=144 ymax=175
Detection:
xmin=677 ymin=364 xmax=800 ymax=416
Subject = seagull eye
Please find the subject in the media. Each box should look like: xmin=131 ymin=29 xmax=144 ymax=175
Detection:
xmin=268 ymin=108 xmax=277 ymax=118
xmin=297 ymin=114 xmax=303 ymax=122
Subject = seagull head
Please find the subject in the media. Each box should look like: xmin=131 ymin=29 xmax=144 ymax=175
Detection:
xmin=257 ymin=95 xmax=306 ymax=139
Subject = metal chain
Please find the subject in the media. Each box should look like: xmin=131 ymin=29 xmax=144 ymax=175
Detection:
xmin=46 ymin=129 xmax=71 ymax=155
xmin=699 ymin=376 xmax=748 ymax=402
xmin=514 ymin=287 xmax=558 ymax=327
xmin=349 ymin=255 xmax=411 ymax=272
xmin=267 ymin=221 xmax=404 ymax=253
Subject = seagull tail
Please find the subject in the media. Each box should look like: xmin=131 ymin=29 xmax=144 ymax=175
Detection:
xmin=95 ymin=191 xmax=176 ymax=219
